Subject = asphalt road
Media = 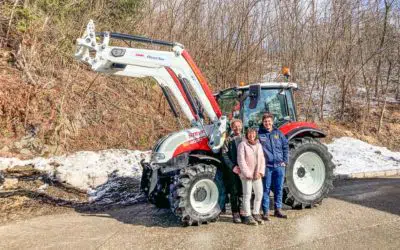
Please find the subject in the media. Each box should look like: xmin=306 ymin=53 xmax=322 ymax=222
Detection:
xmin=0 ymin=177 xmax=399 ymax=250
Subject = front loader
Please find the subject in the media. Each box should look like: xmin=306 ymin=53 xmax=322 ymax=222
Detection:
xmin=75 ymin=21 xmax=335 ymax=226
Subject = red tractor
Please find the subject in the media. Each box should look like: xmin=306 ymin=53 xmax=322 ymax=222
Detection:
xmin=75 ymin=21 xmax=335 ymax=226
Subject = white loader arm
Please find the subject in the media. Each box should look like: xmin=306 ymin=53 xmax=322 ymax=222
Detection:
xmin=75 ymin=20 xmax=226 ymax=152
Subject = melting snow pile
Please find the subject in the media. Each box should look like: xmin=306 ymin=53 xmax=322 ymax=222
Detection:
xmin=0 ymin=149 xmax=150 ymax=205
xmin=327 ymin=137 xmax=400 ymax=175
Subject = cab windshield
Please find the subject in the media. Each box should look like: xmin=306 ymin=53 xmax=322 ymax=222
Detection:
xmin=242 ymin=89 xmax=295 ymax=128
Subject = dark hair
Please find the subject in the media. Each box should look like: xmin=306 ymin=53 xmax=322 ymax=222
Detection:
xmin=245 ymin=128 xmax=258 ymax=140
xmin=262 ymin=112 xmax=274 ymax=122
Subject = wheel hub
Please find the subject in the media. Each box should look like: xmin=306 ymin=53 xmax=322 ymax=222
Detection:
xmin=297 ymin=167 xmax=306 ymax=178
xmin=189 ymin=179 xmax=219 ymax=214
xmin=293 ymin=152 xmax=326 ymax=195
xmin=193 ymin=187 xmax=207 ymax=202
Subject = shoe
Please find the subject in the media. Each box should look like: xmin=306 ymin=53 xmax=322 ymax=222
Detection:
xmin=220 ymin=207 xmax=227 ymax=215
xmin=252 ymin=214 xmax=264 ymax=225
xmin=274 ymin=209 xmax=287 ymax=219
xmin=242 ymin=216 xmax=258 ymax=226
xmin=239 ymin=209 xmax=246 ymax=221
xmin=232 ymin=213 xmax=242 ymax=223
xmin=262 ymin=213 xmax=270 ymax=221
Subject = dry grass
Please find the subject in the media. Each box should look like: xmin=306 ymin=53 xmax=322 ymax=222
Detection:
xmin=319 ymin=104 xmax=400 ymax=151
xmin=0 ymin=45 xmax=181 ymax=156
xmin=0 ymin=0 xmax=184 ymax=155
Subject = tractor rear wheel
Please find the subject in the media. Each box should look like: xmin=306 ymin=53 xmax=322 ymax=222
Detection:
xmin=169 ymin=163 xmax=225 ymax=226
xmin=283 ymin=137 xmax=335 ymax=208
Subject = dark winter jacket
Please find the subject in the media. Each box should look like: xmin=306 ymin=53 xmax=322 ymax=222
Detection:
xmin=221 ymin=133 xmax=243 ymax=170
xmin=258 ymin=126 xmax=289 ymax=168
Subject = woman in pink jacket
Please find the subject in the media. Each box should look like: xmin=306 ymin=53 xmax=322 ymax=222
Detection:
xmin=237 ymin=128 xmax=265 ymax=225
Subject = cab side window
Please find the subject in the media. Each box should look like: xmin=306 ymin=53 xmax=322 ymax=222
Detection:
xmin=216 ymin=89 xmax=240 ymax=120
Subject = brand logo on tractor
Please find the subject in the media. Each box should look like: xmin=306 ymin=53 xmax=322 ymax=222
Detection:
xmin=188 ymin=137 xmax=204 ymax=144
xmin=147 ymin=55 xmax=165 ymax=61
xmin=188 ymin=130 xmax=206 ymax=139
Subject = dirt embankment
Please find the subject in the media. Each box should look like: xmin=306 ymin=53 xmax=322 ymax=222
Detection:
xmin=0 ymin=47 xmax=183 ymax=159
xmin=318 ymin=106 xmax=400 ymax=151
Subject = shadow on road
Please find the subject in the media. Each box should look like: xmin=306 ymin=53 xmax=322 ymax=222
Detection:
xmin=330 ymin=177 xmax=400 ymax=216
xmin=80 ymin=203 xmax=183 ymax=228
xmin=73 ymin=176 xmax=183 ymax=228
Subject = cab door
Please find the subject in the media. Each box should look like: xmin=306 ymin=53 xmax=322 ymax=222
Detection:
xmin=215 ymin=88 xmax=241 ymax=121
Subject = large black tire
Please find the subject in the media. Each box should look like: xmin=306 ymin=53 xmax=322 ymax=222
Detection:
xmin=169 ymin=163 xmax=225 ymax=226
xmin=283 ymin=137 xmax=335 ymax=209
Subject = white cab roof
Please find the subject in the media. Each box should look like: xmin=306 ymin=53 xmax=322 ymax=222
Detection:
xmin=238 ymin=82 xmax=298 ymax=89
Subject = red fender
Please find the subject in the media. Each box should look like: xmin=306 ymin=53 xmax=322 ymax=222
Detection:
xmin=279 ymin=122 xmax=325 ymax=139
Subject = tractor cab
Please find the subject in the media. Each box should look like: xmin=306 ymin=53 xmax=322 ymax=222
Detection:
xmin=216 ymin=82 xmax=298 ymax=130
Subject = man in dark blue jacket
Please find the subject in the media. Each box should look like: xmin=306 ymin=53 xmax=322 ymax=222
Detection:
xmin=258 ymin=113 xmax=289 ymax=220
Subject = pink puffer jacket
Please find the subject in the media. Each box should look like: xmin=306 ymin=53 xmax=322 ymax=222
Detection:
xmin=237 ymin=140 xmax=266 ymax=179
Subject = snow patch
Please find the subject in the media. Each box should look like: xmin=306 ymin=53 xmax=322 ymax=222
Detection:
xmin=327 ymin=137 xmax=400 ymax=175
xmin=0 ymin=149 xmax=150 ymax=193
xmin=304 ymin=83 xmax=339 ymax=119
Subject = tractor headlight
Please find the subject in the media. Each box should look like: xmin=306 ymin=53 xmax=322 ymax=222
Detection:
xmin=151 ymin=152 xmax=165 ymax=162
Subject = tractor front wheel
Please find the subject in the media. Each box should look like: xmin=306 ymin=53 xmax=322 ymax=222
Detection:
xmin=283 ymin=137 xmax=335 ymax=208
xmin=169 ymin=163 xmax=225 ymax=226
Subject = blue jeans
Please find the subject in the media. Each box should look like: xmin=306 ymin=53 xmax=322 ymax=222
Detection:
xmin=262 ymin=166 xmax=285 ymax=212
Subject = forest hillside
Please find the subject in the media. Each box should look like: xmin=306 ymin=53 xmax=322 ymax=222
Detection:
xmin=1 ymin=0 xmax=399 ymax=159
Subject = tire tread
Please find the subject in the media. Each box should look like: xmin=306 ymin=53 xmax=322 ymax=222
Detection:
xmin=169 ymin=163 xmax=224 ymax=226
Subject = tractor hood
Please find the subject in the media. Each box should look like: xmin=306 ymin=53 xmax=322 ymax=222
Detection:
xmin=151 ymin=125 xmax=217 ymax=164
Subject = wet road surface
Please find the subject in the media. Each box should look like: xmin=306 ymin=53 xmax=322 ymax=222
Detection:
xmin=0 ymin=177 xmax=399 ymax=249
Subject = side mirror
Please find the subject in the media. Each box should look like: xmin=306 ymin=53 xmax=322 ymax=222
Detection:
xmin=214 ymin=92 xmax=220 ymax=101
xmin=248 ymin=85 xmax=261 ymax=109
